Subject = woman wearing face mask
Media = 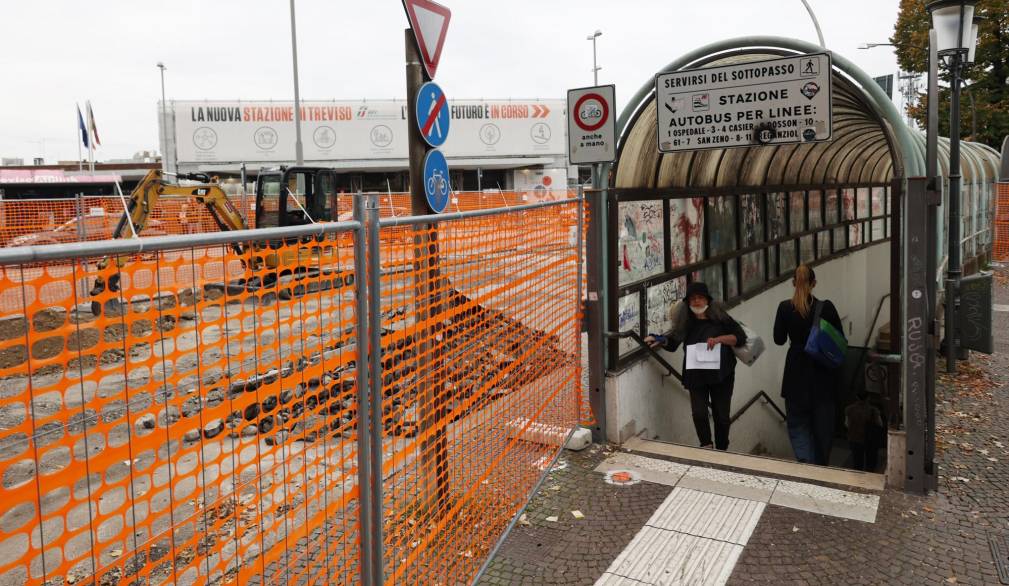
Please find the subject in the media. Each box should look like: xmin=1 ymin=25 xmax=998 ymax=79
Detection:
xmin=645 ymin=282 xmax=746 ymax=451
xmin=773 ymin=264 xmax=844 ymax=466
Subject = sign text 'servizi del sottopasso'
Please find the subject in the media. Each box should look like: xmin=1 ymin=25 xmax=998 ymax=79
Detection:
xmin=655 ymin=53 xmax=833 ymax=152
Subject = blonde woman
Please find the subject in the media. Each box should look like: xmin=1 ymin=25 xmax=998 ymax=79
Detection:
xmin=773 ymin=265 xmax=844 ymax=466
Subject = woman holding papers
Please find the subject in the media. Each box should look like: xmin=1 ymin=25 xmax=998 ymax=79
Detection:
xmin=773 ymin=264 xmax=844 ymax=466
xmin=646 ymin=281 xmax=746 ymax=451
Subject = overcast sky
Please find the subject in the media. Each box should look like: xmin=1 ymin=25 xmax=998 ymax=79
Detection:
xmin=0 ymin=0 xmax=904 ymax=163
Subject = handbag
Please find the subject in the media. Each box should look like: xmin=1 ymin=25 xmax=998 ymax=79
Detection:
xmin=804 ymin=300 xmax=847 ymax=369
xmin=732 ymin=321 xmax=765 ymax=366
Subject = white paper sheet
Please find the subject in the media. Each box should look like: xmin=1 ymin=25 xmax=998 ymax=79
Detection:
xmin=686 ymin=343 xmax=721 ymax=370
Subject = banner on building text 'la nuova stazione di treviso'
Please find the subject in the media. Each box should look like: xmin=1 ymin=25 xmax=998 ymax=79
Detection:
xmin=169 ymin=100 xmax=567 ymax=164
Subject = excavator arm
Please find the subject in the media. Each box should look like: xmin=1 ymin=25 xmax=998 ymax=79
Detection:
xmin=110 ymin=169 xmax=248 ymax=239
xmin=90 ymin=169 xmax=250 ymax=312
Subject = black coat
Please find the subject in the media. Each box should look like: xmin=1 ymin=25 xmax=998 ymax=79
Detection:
xmin=773 ymin=297 xmax=843 ymax=405
xmin=664 ymin=302 xmax=746 ymax=388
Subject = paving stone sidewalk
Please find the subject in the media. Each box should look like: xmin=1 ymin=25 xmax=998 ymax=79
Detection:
xmin=479 ymin=266 xmax=1009 ymax=585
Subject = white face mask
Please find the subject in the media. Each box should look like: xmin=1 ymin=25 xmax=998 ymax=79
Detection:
xmin=690 ymin=304 xmax=709 ymax=316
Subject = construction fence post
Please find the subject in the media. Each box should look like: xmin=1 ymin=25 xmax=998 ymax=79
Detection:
xmin=353 ymin=193 xmax=374 ymax=586
xmin=364 ymin=192 xmax=385 ymax=585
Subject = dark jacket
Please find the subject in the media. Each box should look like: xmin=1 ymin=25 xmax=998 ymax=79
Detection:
xmin=845 ymin=399 xmax=883 ymax=444
xmin=773 ymin=297 xmax=843 ymax=404
xmin=664 ymin=301 xmax=746 ymax=388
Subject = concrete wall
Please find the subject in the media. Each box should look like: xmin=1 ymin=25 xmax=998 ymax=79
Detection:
xmin=605 ymin=242 xmax=892 ymax=459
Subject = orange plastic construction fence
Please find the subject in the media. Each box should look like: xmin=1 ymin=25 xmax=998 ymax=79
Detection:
xmin=0 ymin=196 xmax=587 ymax=585
xmin=0 ymin=191 xmax=579 ymax=248
xmin=0 ymin=229 xmax=364 ymax=585
xmin=374 ymin=202 xmax=583 ymax=584
xmin=994 ymin=182 xmax=1009 ymax=261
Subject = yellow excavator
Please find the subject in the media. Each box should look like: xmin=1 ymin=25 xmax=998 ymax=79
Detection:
xmin=89 ymin=166 xmax=344 ymax=314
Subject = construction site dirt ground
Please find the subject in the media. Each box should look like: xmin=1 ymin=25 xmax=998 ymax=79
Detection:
xmin=479 ymin=265 xmax=1009 ymax=586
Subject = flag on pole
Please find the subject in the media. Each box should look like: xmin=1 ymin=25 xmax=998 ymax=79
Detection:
xmin=77 ymin=104 xmax=90 ymax=149
xmin=86 ymin=101 xmax=101 ymax=147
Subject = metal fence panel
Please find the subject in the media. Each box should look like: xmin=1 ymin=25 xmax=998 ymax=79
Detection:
xmin=0 ymin=195 xmax=587 ymax=586
xmin=0 ymin=225 xmax=367 ymax=585
xmin=373 ymin=200 xmax=583 ymax=585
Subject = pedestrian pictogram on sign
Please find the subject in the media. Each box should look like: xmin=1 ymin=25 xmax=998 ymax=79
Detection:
xmin=402 ymin=0 xmax=452 ymax=79
xmin=800 ymin=56 xmax=820 ymax=77
xmin=416 ymin=82 xmax=451 ymax=148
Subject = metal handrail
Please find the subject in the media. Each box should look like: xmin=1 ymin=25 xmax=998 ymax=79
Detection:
xmin=607 ymin=329 xmax=786 ymax=424
xmin=729 ymin=390 xmax=787 ymax=424
xmin=606 ymin=330 xmax=682 ymax=382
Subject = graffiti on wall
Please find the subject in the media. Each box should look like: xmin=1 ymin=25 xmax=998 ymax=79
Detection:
xmin=769 ymin=193 xmax=795 ymax=274
xmin=706 ymin=196 xmax=739 ymax=298
xmin=740 ymin=194 xmax=765 ymax=293
xmin=647 ymin=278 xmax=685 ymax=341
xmin=843 ymin=188 xmax=861 ymax=247
xmin=670 ymin=198 xmax=704 ymax=268
xmin=618 ymin=293 xmax=641 ymax=356
xmin=618 ymin=201 xmax=664 ymax=286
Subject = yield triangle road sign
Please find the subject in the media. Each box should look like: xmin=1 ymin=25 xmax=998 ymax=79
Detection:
xmin=402 ymin=0 xmax=451 ymax=79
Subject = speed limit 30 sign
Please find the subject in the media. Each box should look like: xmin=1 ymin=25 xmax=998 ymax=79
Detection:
xmin=567 ymin=85 xmax=616 ymax=165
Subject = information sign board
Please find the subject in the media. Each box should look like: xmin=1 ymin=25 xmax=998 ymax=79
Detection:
xmin=567 ymin=85 xmax=617 ymax=165
xmin=655 ymin=52 xmax=832 ymax=152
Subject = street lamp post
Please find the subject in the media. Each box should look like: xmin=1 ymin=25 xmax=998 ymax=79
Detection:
xmin=289 ymin=0 xmax=304 ymax=166
xmin=799 ymin=0 xmax=826 ymax=47
xmin=157 ymin=62 xmax=168 ymax=175
xmin=587 ymin=30 xmax=602 ymax=86
xmin=926 ymin=0 xmax=979 ymax=373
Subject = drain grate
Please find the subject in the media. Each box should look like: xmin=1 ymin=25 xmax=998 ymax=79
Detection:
xmin=989 ymin=533 xmax=1009 ymax=584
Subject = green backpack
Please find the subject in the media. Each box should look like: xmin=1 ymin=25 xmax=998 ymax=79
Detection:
xmin=804 ymin=300 xmax=847 ymax=369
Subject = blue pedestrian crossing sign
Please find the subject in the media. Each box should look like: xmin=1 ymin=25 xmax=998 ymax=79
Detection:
xmin=422 ymin=149 xmax=451 ymax=213
xmin=416 ymin=81 xmax=451 ymax=148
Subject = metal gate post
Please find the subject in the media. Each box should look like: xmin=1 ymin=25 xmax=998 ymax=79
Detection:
xmin=576 ymin=188 xmax=585 ymax=421
xmin=585 ymin=182 xmax=608 ymax=443
xmin=353 ymin=194 xmax=374 ymax=586
xmin=924 ymin=29 xmax=941 ymax=492
xmin=364 ymin=193 xmax=385 ymax=585
xmin=903 ymin=176 xmax=932 ymax=494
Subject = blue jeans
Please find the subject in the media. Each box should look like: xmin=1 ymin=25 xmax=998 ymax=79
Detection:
xmin=786 ymin=398 xmax=835 ymax=466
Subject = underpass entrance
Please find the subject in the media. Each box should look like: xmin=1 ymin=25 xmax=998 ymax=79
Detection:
xmin=586 ymin=37 xmax=1002 ymax=490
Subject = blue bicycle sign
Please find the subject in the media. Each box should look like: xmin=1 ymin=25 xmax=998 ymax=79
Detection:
xmin=422 ymin=149 xmax=451 ymax=213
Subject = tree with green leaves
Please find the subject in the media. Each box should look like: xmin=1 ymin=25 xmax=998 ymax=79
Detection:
xmin=891 ymin=0 xmax=1008 ymax=149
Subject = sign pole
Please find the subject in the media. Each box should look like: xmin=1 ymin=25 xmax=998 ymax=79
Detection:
xmin=404 ymin=26 xmax=450 ymax=517
xmin=406 ymin=29 xmax=427 ymax=215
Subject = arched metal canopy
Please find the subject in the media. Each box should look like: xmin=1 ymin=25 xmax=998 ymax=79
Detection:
xmin=605 ymin=36 xmax=996 ymax=190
